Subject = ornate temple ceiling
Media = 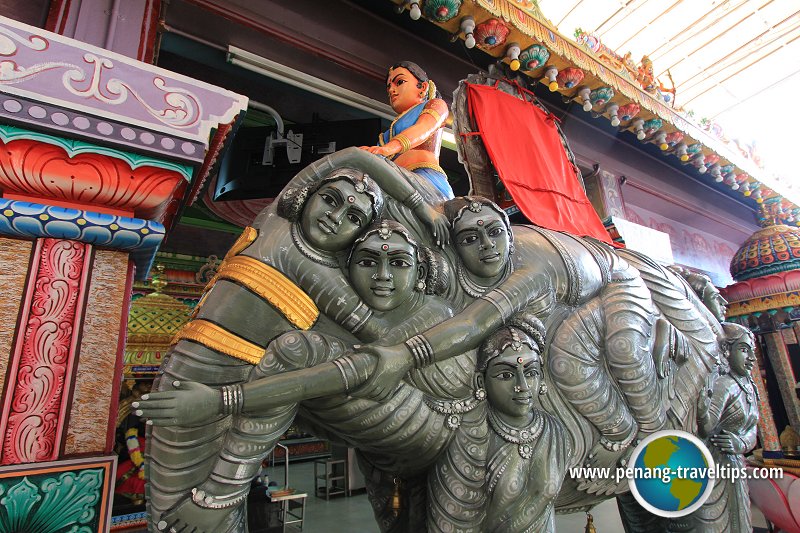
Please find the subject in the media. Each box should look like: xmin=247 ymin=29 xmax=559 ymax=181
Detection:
xmin=538 ymin=0 xmax=800 ymax=198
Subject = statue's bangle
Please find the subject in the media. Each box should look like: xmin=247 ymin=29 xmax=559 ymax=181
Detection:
xmin=404 ymin=191 xmax=424 ymax=210
xmin=220 ymin=384 xmax=244 ymax=416
xmin=599 ymin=429 xmax=637 ymax=452
xmin=405 ymin=334 xmax=434 ymax=368
xmin=393 ymin=134 xmax=412 ymax=154
xmin=191 ymin=486 xmax=248 ymax=509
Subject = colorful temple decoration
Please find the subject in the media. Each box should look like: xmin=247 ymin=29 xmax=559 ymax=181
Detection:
xmin=0 ymin=456 xmax=117 ymax=531
xmin=474 ymin=18 xmax=510 ymax=49
xmin=0 ymin=14 xmax=246 ymax=531
xmin=124 ymin=273 xmax=192 ymax=377
xmin=423 ymin=0 xmax=462 ymax=22
xmin=401 ymin=0 xmax=798 ymax=219
xmin=729 ymin=225 xmax=800 ymax=282
xmin=722 ymin=221 xmax=800 ymax=458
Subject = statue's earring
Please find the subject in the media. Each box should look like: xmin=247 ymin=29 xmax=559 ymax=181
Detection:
xmin=538 ymin=382 xmax=548 ymax=395
xmin=474 ymin=388 xmax=486 ymax=401
xmin=415 ymin=280 xmax=426 ymax=292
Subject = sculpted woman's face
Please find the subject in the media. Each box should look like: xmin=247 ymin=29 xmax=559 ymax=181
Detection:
xmin=386 ymin=67 xmax=425 ymax=114
xmin=483 ymin=346 xmax=541 ymax=422
xmin=454 ymin=208 xmax=510 ymax=279
xmin=728 ymin=337 xmax=756 ymax=377
xmin=300 ymin=179 xmax=374 ymax=252
xmin=703 ymin=288 xmax=728 ymax=323
xmin=349 ymin=232 xmax=420 ymax=312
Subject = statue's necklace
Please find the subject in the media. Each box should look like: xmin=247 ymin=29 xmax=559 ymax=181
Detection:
xmin=290 ymin=223 xmax=340 ymax=268
xmin=457 ymin=260 xmax=514 ymax=299
xmin=423 ymin=394 xmax=482 ymax=430
xmin=488 ymin=409 xmax=543 ymax=459
xmin=730 ymin=373 xmax=755 ymax=405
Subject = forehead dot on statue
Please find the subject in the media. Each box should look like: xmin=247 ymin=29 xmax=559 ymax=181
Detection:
xmin=477 ymin=220 xmax=484 ymax=226
xmin=517 ymin=356 xmax=524 ymax=364
xmin=348 ymin=195 xmax=356 ymax=204
xmin=382 ymin=244 xmax=389 ymax=251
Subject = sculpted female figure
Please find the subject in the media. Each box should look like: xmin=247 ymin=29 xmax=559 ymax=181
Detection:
xmin=687 ymin=322 xmax=757 ymax=532
xmin=361 ymin=61 xmax=453 ymax=199
xmin=478 ymin=315 xmax=571 ymax=532
xmin=361 ymin=196 xmax=665 ymax=470
xmin=143 ymin=220 xmax=487 ymax=532
xmin=145 ymin=148 xmax=450 ymax=533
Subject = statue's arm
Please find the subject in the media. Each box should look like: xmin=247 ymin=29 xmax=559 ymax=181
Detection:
xmin=420 ymin=271 xmax=552 ymax=363
xmin=352 ymin=271 xmax=552 ymax=401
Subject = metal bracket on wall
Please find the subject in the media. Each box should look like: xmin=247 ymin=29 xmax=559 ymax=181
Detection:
xmin=263 ymin=131 xmax=303 ymax=165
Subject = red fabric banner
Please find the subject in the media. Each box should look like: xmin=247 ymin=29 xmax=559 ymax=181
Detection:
xmin=466 ymin=83 xmax=614 ymax=245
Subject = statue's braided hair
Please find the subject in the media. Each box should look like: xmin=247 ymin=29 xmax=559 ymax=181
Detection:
xmin=477 ymin=311 xmax=547 ymax=371
xmin=443 ymin=196 xmax=514 ymax=254
xmin=277 ymin=168 xmax=385 ymax=223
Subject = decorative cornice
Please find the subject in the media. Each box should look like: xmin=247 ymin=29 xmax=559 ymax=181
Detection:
xmin=0 ymin=16 xmax=248 ymax=144
xmin=0 ymin=124 xmax=194 ymax=180
xmin=0 ymin=127 xmax=189 ymax=225
xmin=0 ymin=92 xmax=205 ymax=166
xmin=0 ymin=199 xmax=165 ymax=279
xmin=405 ymin=0 xmax=799 ymax=215
xmin=725 ymin=293 xmax=800 ymax=317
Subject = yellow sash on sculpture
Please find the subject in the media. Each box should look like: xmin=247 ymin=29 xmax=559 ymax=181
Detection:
xmin=211 ymin=255 xmax=319 ymax=330
xmin=172 ymin=226 xmax=320 ymax=364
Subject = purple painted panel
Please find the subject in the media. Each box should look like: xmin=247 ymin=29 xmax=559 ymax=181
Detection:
xmin=0 ymin=16 xmax=247 ymax=144
xmin=627 ymin=204 xmax=739 ymax=286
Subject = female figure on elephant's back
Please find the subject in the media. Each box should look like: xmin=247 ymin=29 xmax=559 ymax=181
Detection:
xmin=361 ymin=61 xmax=453 ymax=199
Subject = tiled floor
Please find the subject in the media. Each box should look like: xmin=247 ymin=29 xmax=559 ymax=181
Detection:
xmin=259 ymin=459 xmax=770 ymax=532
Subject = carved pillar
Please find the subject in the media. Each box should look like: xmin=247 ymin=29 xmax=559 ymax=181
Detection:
xmin=1 ymin=239 xmax=91 ymax=465
xmin=763 ymin=332 xmax=800 ymax=430
xmin=0 ymin=17 xmax=246 ymax=531
xmin=752 ymin=341 xmax=781 ymax=451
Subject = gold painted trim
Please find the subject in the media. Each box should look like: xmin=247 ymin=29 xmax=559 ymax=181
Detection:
xmin=406 ymin=162 xmax=446 ymax=175
xmin=393 ymin=133 xmax=412 ymax=154
xmin=211 ymin=255 xmax=319 ymax=330
xmin=224 ymin=226 xmax=258 ymax=261
xmin=726 ymin=292 xmax=800 ymax=317
xmin=172 ymin=319 xmax=264 ymax=365
xmin=420 ymin=108 xmax=442 ymax=122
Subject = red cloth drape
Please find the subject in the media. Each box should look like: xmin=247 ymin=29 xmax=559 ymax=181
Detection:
xmin=466 ymin=83 xmax=614 ymax=245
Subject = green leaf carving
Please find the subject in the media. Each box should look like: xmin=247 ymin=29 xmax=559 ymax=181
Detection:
xmin=0 ymin=468 xmax=103 ymax=532
xmin=1 ymin=477 xmax=42 ymax=531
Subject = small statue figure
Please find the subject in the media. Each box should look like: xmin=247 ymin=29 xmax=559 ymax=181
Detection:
xmin=360 ymin=61 xmax=453 ymax=199
xmin=688 ymin=322 xmax=758 ymax=532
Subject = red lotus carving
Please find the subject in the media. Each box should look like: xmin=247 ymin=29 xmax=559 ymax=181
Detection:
xmin=0 ymin=138 xmax=187 ymax=224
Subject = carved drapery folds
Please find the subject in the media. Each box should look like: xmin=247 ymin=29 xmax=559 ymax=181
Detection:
xmin=0 ymin=238 xmax=91 ymax=465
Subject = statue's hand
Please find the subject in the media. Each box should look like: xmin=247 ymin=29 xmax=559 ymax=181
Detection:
xmin=415 ymin=203 xmax=450 ymax=247
xmin=709 ymin=429 xmax=739 ymax=454
xmin=697 ymin=374 xmax=714 ymax=415
xmin=350 ymin=344 xmax=414 ymax=402
xmin=155 ymin=495 xmax=230 ymax=533
xmin=134 ymin=380 xmax=221 ymax=426
xmin=359 ymin=145 xmax=396 ymax=158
